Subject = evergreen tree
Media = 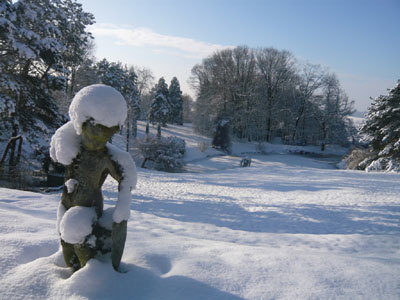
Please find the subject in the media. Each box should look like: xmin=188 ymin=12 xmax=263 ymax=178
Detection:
xmin=148 ymin=78 xmax=169 ymax=137
xmin=95 ymin=59 xmax=139 ymax=150
xmin=0 ymin=0 xmax=94 ymax=168
xmin=168 ymin=77 xmax=183 ymax=125
xmin=361 ymin=80 xmax=400 ymax=170
xmin=124 ymin=67 xmax=141 ymax=139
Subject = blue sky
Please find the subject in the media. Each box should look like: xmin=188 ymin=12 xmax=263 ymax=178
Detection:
xmin=80 ymin=0 xmax=399 ymax=111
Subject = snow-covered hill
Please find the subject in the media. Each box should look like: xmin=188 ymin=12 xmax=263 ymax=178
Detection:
xmin=0 ymin=123 xmax=399 ymax=299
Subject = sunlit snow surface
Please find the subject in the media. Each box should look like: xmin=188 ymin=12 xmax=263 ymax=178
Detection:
xmin=0 ymin=123 xmax=399 ymax=299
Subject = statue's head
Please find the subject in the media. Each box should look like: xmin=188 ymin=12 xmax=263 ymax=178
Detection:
xmin=69 ymin=84 xmax=127 ymax=136
xmin=81 ymin=119 xmax=119 ymax=151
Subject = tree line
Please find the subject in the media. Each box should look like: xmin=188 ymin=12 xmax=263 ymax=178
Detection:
xmin=190 ymin=46 xmax=355 ymax=150
xmin=0 ymin=0 xmax=361 ymax=174
xmin=66 ymin=57 xmax=187 ymax=143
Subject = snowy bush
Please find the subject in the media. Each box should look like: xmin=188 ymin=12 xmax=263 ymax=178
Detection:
xmin=138 ymin=136 xmax=185 ymax=172
xmin=338 ymin=148 xmax=372 ymax=170
xmin=211 ymin=119 xmax=232 ymax=154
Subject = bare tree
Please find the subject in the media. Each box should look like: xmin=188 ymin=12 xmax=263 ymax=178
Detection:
xmin=255 ymin=48 xmax=297 ymax=141
xmin=291 ymin=63 xmax=326 ymax=144
xmin=135 ymin=66 xmax=155 ymax=97
xmin=316 ymin=73 xmax=355 ymax=150
xmin=191 ymin=46 xmax=354 ymax=147
xmin=182 ymin=94 xmax=194 ymax=123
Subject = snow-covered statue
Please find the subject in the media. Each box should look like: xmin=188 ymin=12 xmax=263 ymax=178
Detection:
xmin=50 ymin=84 xmax=137 ymax=272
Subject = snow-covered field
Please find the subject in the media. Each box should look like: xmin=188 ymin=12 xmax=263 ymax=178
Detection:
xmin=0 ymin=123 xmax=399 ymax=299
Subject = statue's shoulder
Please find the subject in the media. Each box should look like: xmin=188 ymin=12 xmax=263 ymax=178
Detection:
xmin=105 ymin=143 xmax=137 ymax=186
xmin=50 ymin=121 xmax=81 ymax=166
xmin=105 ymin=143 xmax=131 ymax=163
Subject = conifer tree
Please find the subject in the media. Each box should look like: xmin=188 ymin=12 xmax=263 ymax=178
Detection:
xmin=0 ymin=0 xmax=94 ymax=167
xmin=148 ymin=78 xmax=169 ymax=137
xmin=168 ymin=77 xmax=183 ymax=125
xmin=95 ymin=59 xmax=140 ymax=150
xmin=361 ymin=80 xmax=400 ymax=170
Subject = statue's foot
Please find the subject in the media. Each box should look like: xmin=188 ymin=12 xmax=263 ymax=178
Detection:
xmin=74 ymin=243 xmax=95 ymax=268
xmin=61 ymin=239 xmax=81 ymax=270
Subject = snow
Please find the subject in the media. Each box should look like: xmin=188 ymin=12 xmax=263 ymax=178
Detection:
xmin=107 ymin=143 xmax=137 ymax=223
xmin=69 ymin=84 xmax=127 ymax=135
xmin=98 ymin=207 xmax=115 ymax=231
xmin=60 ymin=206 xmax=97 ymax=244
xmin=56 ymin=203 xmax=66 ymax=235
xmin=0 ymin=124 xmax=399 ymax=299
xmin=64 ymin=179 xmax=78 ymax=194
xmin=50 ymin=121 xmax=81 ymax=166
xmin=13 ymin=41 xmax=36 ymax=59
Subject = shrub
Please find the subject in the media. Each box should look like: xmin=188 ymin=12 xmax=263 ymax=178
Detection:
xmin=138 ymin=136 xmax=185 ymax=172
xmin=338 ymin=148 xmax=372 ymax=170
xmin=211 ymin=119 xmax=231 ymax=154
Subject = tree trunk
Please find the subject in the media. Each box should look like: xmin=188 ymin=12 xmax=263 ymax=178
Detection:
xmin=126 ymin=119 xmax=130 ymax=152
xmin=266 ymin=112 xmax=272 ymax=142
xmin=321 ymin=121 xmax=326 ymax=151
xmin=70 ymin=68 xmax=76 ymax=96
xmin=132 ymin=119 xmax=137 ymax=139
xmin=157 ymin=123 xmax=161 ymax=138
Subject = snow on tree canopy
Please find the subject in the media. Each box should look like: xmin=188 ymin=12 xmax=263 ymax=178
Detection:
xmin=69 ymin=84 xmax=127 ymax=135
xmin=60 ymin=206 xmax=97 ymax=244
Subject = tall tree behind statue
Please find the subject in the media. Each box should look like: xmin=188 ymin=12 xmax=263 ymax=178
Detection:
xmin=0 ymin=0 xmax=94 ymax=169
xmin=148 ymin=77 xmax=170 ymax=137
xmin=360 ymin=80 xmax=400 ymax=172
xmin=95 ymin=59 xmax=140 ymax=151
xmin=168 ymin=77 xmax=183 ymax=125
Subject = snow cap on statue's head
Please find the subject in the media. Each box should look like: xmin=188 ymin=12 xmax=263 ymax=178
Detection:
xmin=69 ymin=84 xmax=127 ymax=135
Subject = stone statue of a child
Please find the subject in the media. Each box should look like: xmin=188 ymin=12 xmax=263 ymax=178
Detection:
xmin=50 ymin=84 xmax=137 ymax=272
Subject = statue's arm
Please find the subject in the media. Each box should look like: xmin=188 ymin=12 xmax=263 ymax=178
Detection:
xmin=106 ymin=145 xmax=137 ymax=271
xmin=107 ymin=157 xmax=123 ymax=183
xmin=107 ymin=157 xmax=127 ymax=271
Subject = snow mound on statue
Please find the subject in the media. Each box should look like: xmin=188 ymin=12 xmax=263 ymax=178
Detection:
xmin=49 ymin=121 xmax=81 ymax=165
xmin=69 ymin=84 xmax=127 ymax=134
xmin=60 ymin=206 xmax=97 ymax=244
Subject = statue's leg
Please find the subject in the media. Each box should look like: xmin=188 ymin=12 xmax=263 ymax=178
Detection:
xmin=61 ymin=239 xmax=80 ymax=270
xmin=74 ymin=243 xmax=95 ymax=268
xmin=112 ymin=220 xmax=127 ymax=271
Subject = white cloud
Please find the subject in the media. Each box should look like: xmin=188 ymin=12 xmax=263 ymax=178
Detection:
xmin=90 ymin=23 xmax=232 ymax=59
